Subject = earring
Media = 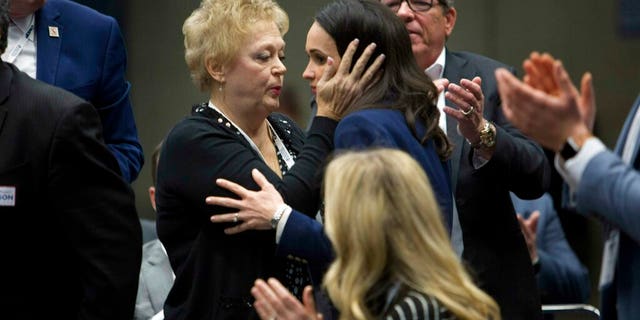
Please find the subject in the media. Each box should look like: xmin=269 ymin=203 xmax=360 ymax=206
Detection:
xmin=219 ymin=84 xmax=223 ymax=92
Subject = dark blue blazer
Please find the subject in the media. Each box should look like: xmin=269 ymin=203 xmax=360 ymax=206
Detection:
xmin=278 ymin=108 xmax=453 ymax=282
xmin=334 ymin=108 xmax=453 ymax=229
xmin=511 ymin=193 xmax=590 ymax=304
xmin=35 ymin=0 xmax=143 ymax=182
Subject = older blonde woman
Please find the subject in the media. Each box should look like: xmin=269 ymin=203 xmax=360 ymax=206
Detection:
xmin=208 ymin=149 xmax=500 ymax=319
xmin=155 ymin=0 xmax=383 ymax=319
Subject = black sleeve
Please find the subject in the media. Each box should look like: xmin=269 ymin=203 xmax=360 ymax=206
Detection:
xmin=159 ymin=115 xmax=337 ymax=219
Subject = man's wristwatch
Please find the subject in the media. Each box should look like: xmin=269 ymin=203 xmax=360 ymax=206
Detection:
xmin=560 ymin=137 xmax=580 ymax=160
xmin=471 ymin=121 xmax=496 ymax=149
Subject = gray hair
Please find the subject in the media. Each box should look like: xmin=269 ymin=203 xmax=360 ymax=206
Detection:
xmin=440 ymin=0 xmax=454 ymax=8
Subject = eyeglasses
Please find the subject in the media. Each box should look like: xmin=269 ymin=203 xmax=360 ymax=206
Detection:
xmin=382 ymin=0 xmax=440 ymax=13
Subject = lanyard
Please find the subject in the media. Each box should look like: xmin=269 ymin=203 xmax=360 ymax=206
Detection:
xmin=267 ymin=121 xmax=295 ymax=169
xmin=6 ymin=16 xmax=34 ymax=64
xmin=208 ymin=102 xmax=294 ymax=170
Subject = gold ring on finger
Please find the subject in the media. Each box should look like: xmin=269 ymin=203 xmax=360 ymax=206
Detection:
xmin=461 ymin=106 xmax=474 ymax=117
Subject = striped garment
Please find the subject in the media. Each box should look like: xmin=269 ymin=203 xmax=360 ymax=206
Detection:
xmin=384 ymin=291 xmax=455 ymax=320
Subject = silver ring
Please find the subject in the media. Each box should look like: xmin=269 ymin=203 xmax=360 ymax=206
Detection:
xmin=233 ymin=213 xmax=239 ymax=223
xmin=461 ymin=106 xmax=474 ymax=117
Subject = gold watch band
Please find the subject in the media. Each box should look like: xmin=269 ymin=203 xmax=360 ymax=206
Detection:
xmin=470 ymin=121 xmax=496 ymax=149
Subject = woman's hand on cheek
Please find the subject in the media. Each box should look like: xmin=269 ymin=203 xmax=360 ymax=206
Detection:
xmin=316 ymin=38 xmax=385 ymax=120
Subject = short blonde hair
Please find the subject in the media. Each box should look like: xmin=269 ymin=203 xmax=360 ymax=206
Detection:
xmin=183 ymin=0 xmax=289 ymax=91
xmin=323 ymin=149 xmax=500 ymax=320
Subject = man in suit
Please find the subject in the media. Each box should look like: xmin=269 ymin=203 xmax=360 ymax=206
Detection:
xmin=380 ymin=1 xmax=550 ymax=318
xmin=511 ymin=193 xmax=590 ymax=304
xmin=496 ymin=52 xmax=640 ymax=320
xmin=3 ymin=0 xmax=143 ymax=182
xmin=135 ymin=141 xmax=175 ymax=320
xmin=0 ymin=0 xmax=142 ymax=318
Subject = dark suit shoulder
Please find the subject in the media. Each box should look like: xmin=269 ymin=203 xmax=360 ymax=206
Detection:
xmin=9 ymin=64 xmax=89 ymax=115
xmin=449 ymin=50 xmax=512 ymax=70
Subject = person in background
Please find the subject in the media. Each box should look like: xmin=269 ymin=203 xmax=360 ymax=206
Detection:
xmin=3 ymin=0 xmax=143 ymax=182
xmin=135 ymin=141 xmax=175 ymax=320
xmin=378 ymin=1 xmax=550 ymax=318
xmin=496 ymin=51 xmax=640 ymax=320
xmin=155 ymin=0 xmax=382 ymax=318
xmin=511 ymin=193 xmax=590 ymax=304
xmin=0 ymin=0 xmax=142 ymax=317
xmin=214 ymin=149 xmax=500 ymax=320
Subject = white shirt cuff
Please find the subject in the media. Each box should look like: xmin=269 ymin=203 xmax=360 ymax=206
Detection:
xmin=471 ymin=149 xmax=490 ymax=169
xmin=150 ymin=310 xmax=165 ymax=320
xmin=554 ymin=137 xmax=606 ymax=190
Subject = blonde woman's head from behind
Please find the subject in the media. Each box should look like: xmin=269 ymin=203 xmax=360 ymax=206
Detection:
xmin=183 ymin=0 xmax=289 ymax=91
xmin=323 ymin=149 xmax=449 ymax=317
xmin=322 ymin=148 xmax=500 ymax=320
xmin=324 ymin=148 xmax=449 ymax=272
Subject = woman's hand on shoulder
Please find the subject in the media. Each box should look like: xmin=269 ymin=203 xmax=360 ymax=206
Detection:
xmin=207 ymin=169 xmax=283 ymax=234
xmin=316 ymin=39 xmax=385 ymax=121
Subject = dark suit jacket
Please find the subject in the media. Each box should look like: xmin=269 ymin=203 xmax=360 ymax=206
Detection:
xmin=576 ymin=95 xmax=640 ymax=320
xmin=35 ymin=0 xmax=143 ymax=182
xmin=444 ymin=50 xmax=550 ymax=320
xmin=0 ymin=62 xmax=141 ymax=319
xmin=156 ymin=105 xmax=337 ymax=319
xmin=511 ymin=193 xmax=590 ymax=304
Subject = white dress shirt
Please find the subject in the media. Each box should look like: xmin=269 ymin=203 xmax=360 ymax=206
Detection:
xmin=2 ymin=14 xmax=37 ymax=78
xmin=425 ymin=48 xmax=464 ymax=257
xmin=425 ymin=48 xmax=447 ymax=133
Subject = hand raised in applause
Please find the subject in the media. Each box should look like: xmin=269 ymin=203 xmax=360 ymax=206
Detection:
xmin=496 ymin=55 xmax=594 ymax=152
xmin=517 ymin=211 xmax=540 ymax=263
xmin=443 ymin=77 xmax=495 ymax=157
xmin=523 ymin=52 xmax=596 ymax=132
xmin=251 ymin=278 xmax=322 ymax=320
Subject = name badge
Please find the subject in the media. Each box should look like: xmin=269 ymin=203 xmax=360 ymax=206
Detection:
xmin=0 ymin=186 xmax=16 ymax=206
